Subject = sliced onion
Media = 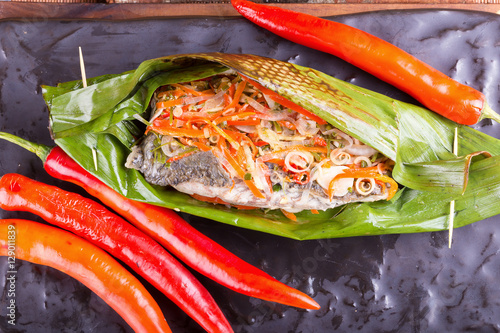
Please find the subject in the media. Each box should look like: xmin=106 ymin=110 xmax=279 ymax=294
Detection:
xmin=284 ymin=151 xmax=314 ymax=173
xmin=309 ymin=159 xmax=330 ymax=182
xmin=330 ymin=148 xmax=352 ymax=165
xmin=243 ymin=145 xmax=255 ymax=172
xmin=160 ymin=136 xmax=184 ymax=157
xmin=263 ymin=93 xmax=276 ymax=109
xmin=201 ymin=90 xmax=225 ymax=112
xmin=245 ymin=95 xmax=269 ymax=113
xmin=270 ymin=170 xmax=283 ymax=184
xmin=233 ymin=125 xmax=257 ymax=134
xmin=353 ymin=156 xmax=372 ymax=167
xmin=355 ymin=178 xmax=375 ymax=196
xmin=315 ymin=165 xmax=348 ymax=190
xmin=345 ymin=144 xmax=377 ymax=157
xmin=245 ymin=95 xmax=292 ymax=121
xmin=213 ymin=149 xmax=238 ymax=178
xmin=183 ymin=94 xmax=212 ymax=106
xmin=294 ymin=118 xmax=319 ymax=136
xmin=255 ymin=162 xmax=272 ymax=195
xmin=331 ymin=177 xmax=354 ymax=197
xmin=333 ymin=129 xmax=353 ymax=148
xmin=257 ymin=126 xmax=281 ymax=147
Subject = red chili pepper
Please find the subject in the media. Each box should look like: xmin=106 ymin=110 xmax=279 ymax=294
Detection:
xmin=313 ymin=136 xmax=327 ymax=147
xmin=0 ymin=219 xmax=172 ymax=333
xmin=0 ymin=173 xmax=233 ymax=333
xmin=0 ymin=133 xmax=320 ymax=311
xmin=293 ymin=171 xmax=310 ymax=185
xmin=231 ymin=0 xmax=500 ymax=126
xmin=254 ymin=140 xmax=270 ymax=147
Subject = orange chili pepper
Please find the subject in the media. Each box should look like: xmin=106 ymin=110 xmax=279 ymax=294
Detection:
xmin=0 ymin=173 xmax=233 ymax=333
xmin=231 ymin=0 xmax=500 ymax=125
xmin=0 ymin=219 xmax=172 ymax=333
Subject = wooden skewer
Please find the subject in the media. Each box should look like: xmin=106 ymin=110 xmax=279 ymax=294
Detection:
xmin=79 ymin=46 xmax=87 ymax=88
xmin=448 ymin=127 xmax=458 ymax=248
xmin=79 ymin=46 xmax=97 ymax=170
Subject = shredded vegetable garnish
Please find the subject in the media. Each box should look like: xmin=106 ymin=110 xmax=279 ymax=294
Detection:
xmin=146 ymin=74 xmax=397 ymax=215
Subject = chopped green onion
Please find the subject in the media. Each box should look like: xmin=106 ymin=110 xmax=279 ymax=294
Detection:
xmin=272 ymin=184 xmax=282 ymax=192
xmin=244 ymin=173 xmax=253 ymax=180
xmin=133 ymin=113 xmax=152 ymax=126
xmin=311 ymin=152 xmax=322 ymax=162
xmin=273 ymin=121 xmax=282 ymax=133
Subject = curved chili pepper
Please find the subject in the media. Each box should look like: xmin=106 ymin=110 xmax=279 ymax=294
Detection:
xmin=0 ymin=132 xmax=320 ymax=310
xmin=0 ymin=219 xmax=172 ymax=333
xmin=231 ymin=0 xmax=500 ymax=126
xmin=0 ymin=173 xmax=233 ymax=333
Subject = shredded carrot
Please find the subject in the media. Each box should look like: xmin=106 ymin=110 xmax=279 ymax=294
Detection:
xmin=157 ymin=88 xmax=185 ymax=99
xmin=241 ymin=136 xmax=258 ymax=157
xmin=156 ymin=98 xmax=185 ymax=109
xmin=224 ymin=81 xmax=247 ymax=111
xmin=278 ymin=120 xmax=296 ymax=130
xmin=226 ymin=118 xmax=261 ymax=126
xmin=281 ymin=209 xmax=297 ymax=221
xmin=204 ymin=120 xmax=240 ymax=150
xmin=150 ymin=119 xmax=205 ymax=138
xmin=176 ymin=110 xmax=224 ymax=122
xmin=311 ymin=209 xmax=319 ymax=214
xmin=221 ymin=146 xmax=265 ymax=199
xmin=166 ymin=150 xmax=197 ymax=163
xmin=191 ymin=141 xmax=212 ymax=152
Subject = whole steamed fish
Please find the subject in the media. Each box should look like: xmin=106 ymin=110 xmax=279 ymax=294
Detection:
xmin=125 ymin=72 xmax=397 ymax=215
xmin=43 ymin=53 xmax=500 ymax=239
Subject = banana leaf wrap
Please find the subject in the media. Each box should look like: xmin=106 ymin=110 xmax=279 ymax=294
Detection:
xmin=43 ymin=53 xmax=500 ymax=240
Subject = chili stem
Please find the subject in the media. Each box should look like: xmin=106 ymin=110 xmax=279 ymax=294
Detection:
xmin=480 ymin=102 xmax=500 ymax=124
xmin=0 ymin=131 xmax=52 ymax=161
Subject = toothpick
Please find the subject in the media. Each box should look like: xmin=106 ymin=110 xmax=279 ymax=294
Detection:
xmin=79 ymin=46 xmax=96 ymax=170
xmin=79 ymin=46 xmax=87 ymax=88
xmin=91 ymin=147 xmax=98 ymax=171
xmin=448 ymin=127 xmax=458 ymax=248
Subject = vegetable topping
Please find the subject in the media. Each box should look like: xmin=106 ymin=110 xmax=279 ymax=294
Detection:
xmin=145 ymin=73 xmax=397 ymax=210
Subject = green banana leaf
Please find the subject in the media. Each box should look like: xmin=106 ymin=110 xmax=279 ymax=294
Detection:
xmin=42 ymin=53 xmax=500 ymax=240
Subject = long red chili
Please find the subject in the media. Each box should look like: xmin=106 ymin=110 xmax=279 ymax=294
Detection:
xmin=0 ymin=173 xmax=233 ymax=333
xmin=0 ymin=219 xmax=172 ymax=333
xmin=0 ymin=132 xmax=319 ymax=310
xmin=231 ymin=0 xmax=500 ymax=126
